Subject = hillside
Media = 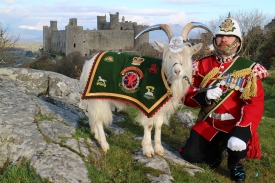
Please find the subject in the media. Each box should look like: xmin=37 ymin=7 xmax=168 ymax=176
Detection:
xmin=14 ymin=40 xmax=43 ymax=51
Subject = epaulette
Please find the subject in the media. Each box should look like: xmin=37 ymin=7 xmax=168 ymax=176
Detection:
xmin=252 ymin=63 xmax=269 ymax=80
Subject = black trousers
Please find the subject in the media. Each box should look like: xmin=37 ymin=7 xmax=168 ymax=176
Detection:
xmin=182 ymin=129 xmax=248 ymax=169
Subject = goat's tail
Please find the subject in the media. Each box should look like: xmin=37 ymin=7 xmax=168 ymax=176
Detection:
xmin=79 ymin=55 xmax=97 ymax=90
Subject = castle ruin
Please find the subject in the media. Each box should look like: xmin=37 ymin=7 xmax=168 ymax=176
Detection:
xmin=43 ymin=12 xmax=149 ymax=56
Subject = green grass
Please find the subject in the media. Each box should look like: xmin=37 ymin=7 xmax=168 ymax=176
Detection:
xmin=1 ymin=70 xmax=275 ymax=183
xmin=0 ymin=158 xmax=50 ymax=183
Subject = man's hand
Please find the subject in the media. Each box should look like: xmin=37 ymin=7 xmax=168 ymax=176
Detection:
xmin=206 ymin=86 xmax=222 ymax=100
xmin=227 ymin=136 xmax=246 ymax=151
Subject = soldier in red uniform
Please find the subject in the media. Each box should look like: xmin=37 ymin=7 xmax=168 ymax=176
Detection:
xmin=179 ymin=14 xmax=268 ymax=182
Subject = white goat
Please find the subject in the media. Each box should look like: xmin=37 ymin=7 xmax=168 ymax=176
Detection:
xmin=79 ymin=22 xmax=213 ymax=157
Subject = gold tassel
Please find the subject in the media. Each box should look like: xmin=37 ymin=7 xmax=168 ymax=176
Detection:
xmin=240 ymin=77 xmax=252 ymax=100
xmin=250 ymin=74 xmax=257 ymax=97
xmin=200 ymin=67 xmax=219 ymax=88
xmin=240 ymin=72 xmax=257 ymax=100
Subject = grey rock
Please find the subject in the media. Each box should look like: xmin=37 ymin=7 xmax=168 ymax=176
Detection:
xmin=147 ymin=173 xmax=174 ymax=183
xmin=0 ymin=68 xmax=203 ymax=183
xmin=0 ymin=69 xmax=91 ymax=182
xmin=108 ymin=124 xmax=125 ymax=135
xmin=174 ymin=109 xmax=197 ymax=127
xmin=133 ymin=142 xmax=205 ymax=181
xmin=133 ymin=149 xmax=171 ymax=174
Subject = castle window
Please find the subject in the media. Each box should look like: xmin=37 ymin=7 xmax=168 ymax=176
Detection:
xmin=74 ymin=43 xmax=76 ymax=47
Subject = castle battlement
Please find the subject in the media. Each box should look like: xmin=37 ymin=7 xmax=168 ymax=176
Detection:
xmin=43 ymin=12 xmax=149 ymax=56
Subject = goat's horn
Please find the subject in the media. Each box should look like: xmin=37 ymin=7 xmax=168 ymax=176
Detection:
xmin=181 ymin=22 xmax=214 ymax=41
xmin=135 ymin=24 xmax=174 ymax=40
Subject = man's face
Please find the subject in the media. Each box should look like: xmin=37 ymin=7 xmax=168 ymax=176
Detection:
xmin=215 ymin=35 xmax=240 ymax=50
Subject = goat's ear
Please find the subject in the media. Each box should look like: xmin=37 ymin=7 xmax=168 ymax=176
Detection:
xmin=154 ymin=41 xmax=164 ymax=52
xmin=208 ymin=44 xmax=214 ymax=51
xmin=191 ymin=43 xmax=203 ymax=55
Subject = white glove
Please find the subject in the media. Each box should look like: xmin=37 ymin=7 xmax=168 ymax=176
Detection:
xmin=227 ymin=136 xmax=246 ymax=151
xmin=206 ymin=87 xmax=222 ymax=100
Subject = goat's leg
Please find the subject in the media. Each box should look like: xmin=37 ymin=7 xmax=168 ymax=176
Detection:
xmin=88 ymin=113 xmax=99 ymax=140
xmin=87 ymin=100 xmax=112 ymax=153
xmin=91 ymin=123 xmax=99 ymax=140
xmin=154 ymin=116 xmax=164 ymax=156
xmin=142 ymin=120 xmax=155 ymax=157
xmin=95 ymin=122 xmax=110 ymax=153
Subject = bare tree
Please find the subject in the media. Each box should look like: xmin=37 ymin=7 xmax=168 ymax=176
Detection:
xmin=233 ymin=10 xmax=267 ymax=60
xmin=0 ymin=22 xmax=19 ymax=67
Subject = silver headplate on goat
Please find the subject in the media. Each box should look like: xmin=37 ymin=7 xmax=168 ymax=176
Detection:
xmin=169 ymin=36 xmax=184 ymax=53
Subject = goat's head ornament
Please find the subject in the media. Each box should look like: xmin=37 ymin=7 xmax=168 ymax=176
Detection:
xmin=135 ymin=22 xmax=214 ymax=53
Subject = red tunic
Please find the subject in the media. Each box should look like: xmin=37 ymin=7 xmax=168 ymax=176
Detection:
xmin=183 ymin=55 xmax=268 ymax=158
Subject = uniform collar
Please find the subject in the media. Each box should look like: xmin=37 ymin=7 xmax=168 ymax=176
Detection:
xmin=215 ymin=54 xmax=237 ymax=63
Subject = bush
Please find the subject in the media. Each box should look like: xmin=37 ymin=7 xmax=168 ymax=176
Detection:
xmin=28 ymin=55 xmax=56 ymax=71
xmin=55 ymin=52 xmax=85 ymax=79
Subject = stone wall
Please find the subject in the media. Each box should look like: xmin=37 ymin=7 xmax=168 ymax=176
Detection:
xmin=83 ymin=30 xmax=135 ymax=53
xmin=51 ymin=30 xmax=66 ymax=53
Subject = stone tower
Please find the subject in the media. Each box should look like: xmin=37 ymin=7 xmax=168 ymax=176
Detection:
xmin=110 ymin=12 xmax=119 ymax=30
xmin=43 ymin=21 xmax=58 ymax=52
xmin=97 ymin=14 xmax=107 ymax=30
xmin=65 ymin=18 xmax=84 ymax=56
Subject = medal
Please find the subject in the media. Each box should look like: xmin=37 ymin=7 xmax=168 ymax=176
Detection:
xmin=220 ymin=80 xmax=226 ymax=85
xmin=234 ymin=78 xmax=242 ymax=91
xmin=220 ymin=73 xmax=229 ymax=86
xmin=229 ymin=77 xmax=236 ymax=89
xmin=239 ymin=78 xmax=247 ymax=92
xmin=226 ymin=76 xmax=232 ymax=87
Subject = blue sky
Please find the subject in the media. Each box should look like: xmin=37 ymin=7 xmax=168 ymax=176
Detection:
xmin=1 ymin=0 xmax=274 ymax=41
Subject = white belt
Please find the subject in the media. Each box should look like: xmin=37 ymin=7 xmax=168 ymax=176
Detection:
xmin=209 ymin=112 xmax=235 ymax=121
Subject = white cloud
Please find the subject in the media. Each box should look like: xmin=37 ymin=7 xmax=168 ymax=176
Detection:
xmin=19 ymin=21 xmax=48 ymax=31
xmin=166 ymin=12 xmax=188 ymax=26
xmin=124 ymin=16 xmax=156 ymax=26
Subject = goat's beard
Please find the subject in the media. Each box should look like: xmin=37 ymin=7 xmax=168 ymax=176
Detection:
xmin=170 ymin=79 xmax=185 ymax=101
xmin=213 ymin=38 xmax=239 ymax=56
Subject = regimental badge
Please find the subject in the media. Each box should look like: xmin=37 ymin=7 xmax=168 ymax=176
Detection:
xmin=132 ymin=57 xmax=145 ymax=65
xmin=103 ymin=56 xmax=114 ymax=62
xmin=120 ymin=67 xmax=144 ymax=93
xmin=219 ymin=19 xmax=236 ymax=32
xmin=96 ymin=76 xmax=107 ymax=87
xmin=144 ymin=86 xmax=155 ymax=99
xmin=148 ymin=64 xmax=158 ymax=74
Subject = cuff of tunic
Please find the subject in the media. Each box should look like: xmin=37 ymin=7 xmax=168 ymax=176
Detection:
xmin=193 ymin=90 xmax=213 ymax=107
xmin=230 ymin=126 xmax=251 ymax=143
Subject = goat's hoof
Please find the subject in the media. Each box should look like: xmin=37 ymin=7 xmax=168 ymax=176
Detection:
xmin=145 ymin=153 xmax=154 ymax=158
xmin=156 ymin=151 xmax=164 ymax=156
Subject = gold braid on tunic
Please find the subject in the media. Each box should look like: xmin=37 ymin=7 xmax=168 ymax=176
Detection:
xmin=199 ymin=67 xmax=257 ymax=100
